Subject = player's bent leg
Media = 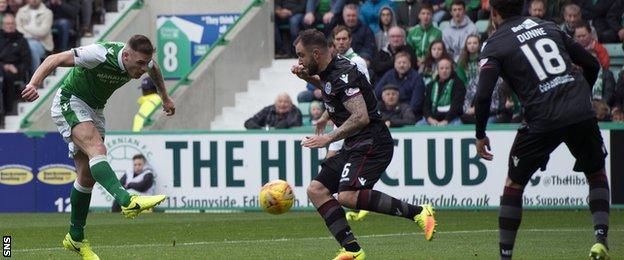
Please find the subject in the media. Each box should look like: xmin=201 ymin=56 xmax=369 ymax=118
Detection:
xmin=499 ymin=178 xmax=526 ymax=260
xmin=308 ymin=181 xmax=362 ymax=256
xmin=338 ymin=191 xmax=370 ymax=221
xmin=585 ymin=169 xmax=610 ymax=258
xmin=71 ymin=122 xmax=132 ymax=207
xmin=307 ymin=180 xmax=333 ymax=207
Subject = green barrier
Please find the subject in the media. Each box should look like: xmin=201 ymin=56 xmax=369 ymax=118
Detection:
xmin=140 ymin=0 xmax=266 ymax=129
xmin=20 ymin=0 xmax=145 ymax=129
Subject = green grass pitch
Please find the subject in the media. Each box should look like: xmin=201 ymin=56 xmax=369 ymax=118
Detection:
xmin=2 ymin=210 xmax=622 ymax=259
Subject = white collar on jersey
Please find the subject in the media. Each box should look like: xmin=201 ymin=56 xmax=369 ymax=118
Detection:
xmin=117 ymin=46 xmax=126 ymax=71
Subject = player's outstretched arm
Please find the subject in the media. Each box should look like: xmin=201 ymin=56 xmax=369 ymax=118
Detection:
xmin=21 ymin=51 xmax=75 ymax=102
xmin=147 ymin=59 xmax=175 ymax=116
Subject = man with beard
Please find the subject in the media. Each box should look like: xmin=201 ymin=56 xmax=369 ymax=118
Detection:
xmin=291 ymin=28 xmax=436 ymax=259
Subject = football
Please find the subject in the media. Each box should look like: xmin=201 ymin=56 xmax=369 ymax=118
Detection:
xmin=259 ymin=179 xmax=294 ymax=215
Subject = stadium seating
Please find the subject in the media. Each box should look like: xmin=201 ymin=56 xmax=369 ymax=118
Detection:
xmin=605 ymin=43 xmax=624 ymax=67
xmin=476 ymin=20 xmax=489 ymax=34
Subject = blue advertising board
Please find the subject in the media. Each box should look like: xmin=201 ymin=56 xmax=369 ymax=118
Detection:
xmin=0 ymin=133 xmax=75 ymax=212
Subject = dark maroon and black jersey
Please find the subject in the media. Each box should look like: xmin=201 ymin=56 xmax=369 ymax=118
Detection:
xmin=318 ymin=55 xmax=392 ymax=148
xmin=475 ymin=16 xmax=600 ymax=138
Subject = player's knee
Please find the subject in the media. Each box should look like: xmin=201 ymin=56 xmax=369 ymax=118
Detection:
xmin=307 ymin=181 xmax=327 ymax=198
xmin=337 ymin=191 xmax=357 ymax=208
xmin=93 ymin=143 xmax=107 ymax=156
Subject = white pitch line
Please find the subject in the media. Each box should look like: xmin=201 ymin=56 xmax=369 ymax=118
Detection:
xmin=14 ymin=228 xmax=622 ymax=253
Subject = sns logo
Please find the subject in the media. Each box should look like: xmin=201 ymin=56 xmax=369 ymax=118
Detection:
xmin=61 ymin=102 xmax=70 ymax=112
xmin=512 ymin=156 xmax=520 ymax=167
xmin=3 ymin=236 xmax=10 ymax=257
xmin=358 ymin=177 xmax=367 ymax=186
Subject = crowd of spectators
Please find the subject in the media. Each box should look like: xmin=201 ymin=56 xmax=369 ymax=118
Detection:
xmin=0 ymin=0 xmax=117 ymax=128
xmin=272 ymin=0 xmax=624 ymax=130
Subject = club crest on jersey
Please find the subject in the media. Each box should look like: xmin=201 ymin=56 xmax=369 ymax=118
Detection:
xmin=345 ymin=87 xmax=360 ymax=96
xmin=324 ymin=82 xmax=332 ymax=94
xmin=340 ymin=74 xmax=349 ymax=83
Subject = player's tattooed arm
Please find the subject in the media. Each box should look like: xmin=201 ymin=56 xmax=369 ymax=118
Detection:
xmin=148 ymin=60 xmax=176 ymax=116
xmin=147 ymin=60 xmax=168 ymax=98
xmin=326 ymin=94 xmax=369 ymax=142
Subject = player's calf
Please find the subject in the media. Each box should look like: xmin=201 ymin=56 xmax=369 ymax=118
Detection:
xmin=585 ymin=169 xmax=610 ymax=248
xmin=355 ymin=189 xmax=422 ymax=220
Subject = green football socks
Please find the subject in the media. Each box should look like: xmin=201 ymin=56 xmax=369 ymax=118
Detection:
xmin=89 ymin=155 xmax=131 ymax=207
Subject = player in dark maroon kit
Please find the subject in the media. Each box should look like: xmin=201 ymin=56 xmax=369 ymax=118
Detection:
xmin=291 ymin=29 xmax=436 ymax=259
xmin=474 ymin=0 xmax=610 ymax=259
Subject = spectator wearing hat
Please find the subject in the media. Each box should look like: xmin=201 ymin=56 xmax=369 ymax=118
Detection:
xmin=132 ymin=77 xmax=161 ymax=132
xmin=380 ymin=84 xmax=416 ymax=127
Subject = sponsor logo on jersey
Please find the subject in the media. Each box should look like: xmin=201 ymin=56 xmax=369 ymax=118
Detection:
xmin=512 ymin=156 xmax=520 ymax=167
xmin=37 ymin=164 xmax=77 ymax=185
xmin=345 ymin=87 xmax=360 ymax=97
xmin=511 ymin=19 xmax=539 ymax=33
xmin=0 ymin=165 xmax=33 ymax=185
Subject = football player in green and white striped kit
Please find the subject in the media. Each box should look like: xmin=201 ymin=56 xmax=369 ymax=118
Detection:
xmin=21 ymin=35 xmax=175 ymax=260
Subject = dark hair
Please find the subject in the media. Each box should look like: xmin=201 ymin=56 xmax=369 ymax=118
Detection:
xmin=132 ymin=154 xmax=146 ymax=161
xmin=331 ymin=25 xmax=351 ymax=39
xmin=420 ymin=3 xmax=433 ymax=13
xmin=294 ymin=29 xmax=329 ymax=52
xmin=574 ymin=21 xmax=592 ymax=33
xmin=451 ymin=0 xmax=465 ymax=8
xmin=423 ymin=40 xmax=452 ymax=75
xmin=128 ymin=34 xmax=155 ymax=55
xmin=490 ymin=0 xmax=524 ymax=19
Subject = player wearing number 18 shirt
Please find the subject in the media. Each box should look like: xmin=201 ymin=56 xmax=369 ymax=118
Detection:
xmin=474 ymin=0 xmax=610 ymax=259
xmin=292 ymin=29 xmax=436 ymax=259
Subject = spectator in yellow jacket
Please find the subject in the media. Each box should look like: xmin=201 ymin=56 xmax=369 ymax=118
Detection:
xmin=132 ymin=77 xmax=161 ymax=132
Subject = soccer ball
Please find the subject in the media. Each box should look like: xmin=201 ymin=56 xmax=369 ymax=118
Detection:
xmin=259 ymin=179 xmax=294 ymax=215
